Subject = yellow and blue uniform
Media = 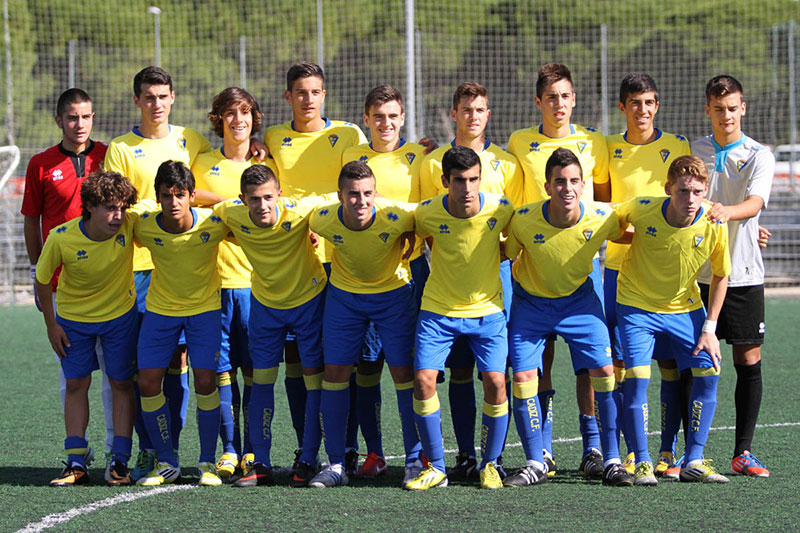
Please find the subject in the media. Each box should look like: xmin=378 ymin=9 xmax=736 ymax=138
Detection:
xmin=615 ymin=195 xmax=730 ymax=466
xmin=264 ymin=118 xmax=368 ymax=263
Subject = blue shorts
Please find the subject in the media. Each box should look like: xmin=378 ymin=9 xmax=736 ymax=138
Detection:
xmin=220 ymin=288 xmax=252 ymax=372
xmin=415 ymin=310 xmax=507 ymax=374
xmin=250 ymin=291 xmax=324 ymax=370
xmin=509 ymin=280 xmax=612 ymax=375
xmin=604 ymin=269 xmax=674 ymax=362
xmin=138 ymin=309 xmax=221 ymax=370
xmin=325 ymin=284 xmax=416 ymax=368
xmin=616 ymin=303 xmax=717 ymax=371
xmin=56 ymin=306 xmax=138 ymax=380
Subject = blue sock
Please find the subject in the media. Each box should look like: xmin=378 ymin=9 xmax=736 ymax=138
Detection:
xmin=65 ymin=436 xmax=88 ymax=468
xmin=414 ymin=394 xmax=445 ymax=472
xmin=658 ymin=368 xmax=681 ymax=455
xmin=141 ymin=392 xmax=176 ymax=465
xmin=685 ymin=372 xmax=719 ymax=464
xmin=512 ymin=381 xmax=543 ymax=464
xmin=623 ymin=372 xmax=652 ymax=464
xmin=248 ymin=374 xmax=276 ymax=467
xmin=395 ymin=383 xmax=421 ymax=464
xmin=356 ymin=372 xmax=383 ymax=457
xmin=345 ymin=372 xmax=359 ymax=451
xmin=284 ymin=363 xmax=306 ymax=448
xmin=579 ymin=414 xmax=601 ymax=455
xmin=538 ymin=389 xmax=556 ymax=455
xmin=321 ymin=382 xmax=350 ymax=465
xmin=133 ymin=380 xmax=153 ymax=450
xmin=480 ymin=401 xmax=509 ymax=468
xmin=242 ymin=376 xmax=252 ymax=455
xmin=448 ymin=378 xmax=476 ymax=456
xmin=163 ymin=367 xmax=189 ymax=452
xmin=111 ymin=436 xmax=133 ymax=465
xmin=591 ymin=376 xmax=620 ymax=462
xmin=217 ymin=375 xmax=236 ymax=455
xmin=196 ymin=391 xmax=221 ymax=464
xmin=300 ymin=373 xmax=323 ymax=464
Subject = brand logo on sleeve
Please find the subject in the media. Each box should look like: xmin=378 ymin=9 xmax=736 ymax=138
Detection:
xmin=420 ymin=199 xmax=431 ymax=206
xmin=387 ymin=212 xmax=399 ymax=221
xmin=359 ymin=155 xmax=368 ymax=162
xmin=76 ymin=250 xmax=88 ymax=260
xmin=210 ymin=165 xmax=220 ymax=176
xmin=639 ymin=199 xmax=651 ymax=205
xmin=134 ymin=148 xmax=145 ymax=158
xmin=613 ymin=148 xmax=623 ymax=159
xmin=529 ymin=142 xmax=540 ymax=152
xmin=332 ymin=234 xmax=344 ymax=244
xmin=282 ymin=137 xmax=292 ymax=146
xmin=56 ymin=226 xmax=67 ymax=233
xmin=518 ymin=207 xmax=530 ymax=214
xmin=646 ymin=226 xmax=657 ymax=237
xmin=533 ymin=233 xmax=545 ymax=244
xmin=439 ymin=224 xmax=450 ymax=234
xmin=210 ymin=215 xmax=222 ymax=223
xmin=154 ymin=237 xmax=164 ymax=247
xmin=51 ymin=169 xmax=64 ymax=181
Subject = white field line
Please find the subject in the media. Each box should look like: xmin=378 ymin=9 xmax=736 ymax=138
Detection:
xmin=17 ymin=420 xmax=800 ymax=532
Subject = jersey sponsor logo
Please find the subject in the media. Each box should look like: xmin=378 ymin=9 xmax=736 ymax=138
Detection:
xmin=639 ymin=199 xmax=651 ymax=205
xmin=240 ymin=225 xmax=250 ymax=234
xmin=56 ymin=226 xmax=67 ymax=233
xmin=281 ymin=221 xmax=292 ymax=232
xmin=518 ymin=207 xmax=530 ymax=214
xmin=210 ymin=165 xmax=220 ymax=176
xmin=646 ymin=226 xmax=657 ymax=237
xmin=378 ymin=232 xmax=390 ymax=243
xmin=438 ymin=224 xmax=450 ymax=234
xmin=134 ymin=148 xmax=145 ymax=159
xmin=51 ymin=169 xmax=64 ymax=181
xmin=487 ymin=217 xmax=497 ymax=230
xmin=332 ymin=234 xmax=344 ymax=244
xmin=328 ymin=134 xmax=339 ymax=147
xmin=282 ymin=137 xmax=292 ymax=146
xmin=154 ymin=237 xmax=164 ymax=247
xmin=177 ymin=137 xmax=187 ymax=150
xmin=491 ymin=159 xmax=501 ymax=171
xmin=529 ymin=141 xmax=540 ymax=152
xmin=76 ymin=249 xmax=88 ymax=260
xmin=737 ymin=159 xmax=749 ymax=172
xmin=693 ymin=234 xmax=704 ymax=247
xmin=200 ymin=231 xmax=210 ymax=243
xmin=583 ymin=229 xmax=593 ymax=241
xmin=387 ymin=212 xmax=399 ymax=221
xmin=533 ymin=233 xmax=545 ymax=244
xmin=406 ymin=153 xmax=416 ymax=164
xmin=359 ymin=155 xmax=368 ymax=162
xmin=116 ymin=235 xmax=126 ymax=247
xmin=659 ymin=149 xmax=670 ymax=162
xmin=613 ymin=148 xmax=623 ymax=159
xmin=577 ymin=142 xmax=587 ymax=153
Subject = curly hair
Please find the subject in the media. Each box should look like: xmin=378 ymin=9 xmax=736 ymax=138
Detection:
xmin=81 ymin=171 xmax=138 ymax=219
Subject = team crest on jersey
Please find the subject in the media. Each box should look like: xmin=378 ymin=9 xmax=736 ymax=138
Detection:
xmin=281 ymin=221 xmax=292 ymax=232
xmin=487 ymin=217 xmax=497 ymax=230
xmin=328 ymin=134 xmax=339 ymax=147
xmin=529 ymin=142 xmax=540 ymax=152
xmin=646 ymin=226 xmax=657 ymax=237
xmin=406 ymin=153 xmax=416 ymax=164
xmin=378 ymin=232 xmax=390 ymax=243
xmin=51 ymin=169 xmax=64 ymax=181
xmin=583 ymin=229 xmax=593 ymax=241
xmin=359 ymin=155 xmax=368 ymax=162
xmin=613 ymin=148 xmax=623 ymax=159
xmin=282 ymin=137 xmax=292 ymax=146
xmin=439 ymin=224 xmax=450 ymax=234
xmin=694 ymin=234 xmax=704 ymax=247
xmin=240 ymin=225 xmax=250 ymax=234
xmin=737 ymin=159 xmax=749 ymax=172
xmin=115 ymin=235 xmax=126 ymax=247
xmin=210 ymin=166 xmax=220 ymax=176
xmin=491 ymin=159 xmax=501 ymax=171
xmin=177 ymin=137 xmax=187 ymax=150
xmin=387 ymin=212 xmax=399 ymax=221
xmin=134 ymin=148 xmax=145 ymax=158
xmin=200 ymin=231 xmax=210 ymax=243
xmin=659 ymin=149 xmax=670 ymax=162
xmin=577 ymin=142 xmax=587 ymax=153
xmin=76 ymin=250 xmax=88 ymax=260
xmin=533 ymin=233 xmax=545 ymax=244
xmin=56 ymin=226 xmax=66 ymax=233
xmin=154 ymin=237 xmax=164 ymax=247
xmin=332 ymin=234 xmax=344 ymax=244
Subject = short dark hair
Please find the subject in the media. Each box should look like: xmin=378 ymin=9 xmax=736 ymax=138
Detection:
xmin=80 ymin=170 xmax=137 ymax=220
xmin=536 ymin=63 xmax=573 ymax=99
xmin=619 ymin=73 xmax=659 ymax=104
xmin=441 ymin=146 xmax=481 ymax=182
xmin=154 ymin=160 xmax=194 ymax=196
xmin=208 ymin=87 xmax=263 ymax=138
xmin=338 ymin=161 xmax=375 ymax=190
xmin=545 ymin=147 xmax=583 ymax=183
xmin=452 ymin=82 xmax=488 ymax=110
xmin=364 ymin=85 xmax=404 ymax=115
xmin=56 ymin=88 xmax=92 ymax=118
xmin=705 ymin=75 xmax=743 ymax=103
xmin=240 ymin=164 xmax=279 ymax=195
xmin=286 ymin=61 xmax=324 ymax=92
xmin=133 ymin=66 xmax=173 ymax=97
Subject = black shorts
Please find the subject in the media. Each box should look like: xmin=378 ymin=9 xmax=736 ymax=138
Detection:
xmin=698 ymin=283 xmax=765 ymax=345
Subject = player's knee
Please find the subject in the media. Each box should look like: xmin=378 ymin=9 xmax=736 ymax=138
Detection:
xmin=65 ymin=376 xmax=90 ymax=394
xmin=732 ymin=344 xmax=761 ymax=366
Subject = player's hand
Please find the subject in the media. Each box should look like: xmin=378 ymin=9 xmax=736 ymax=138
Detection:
xmin=30 ymin=267 xmax=42 ymax=312
xmin=418 ymin=137 xmax=438 ymax=155
xmin=249 ymin=138 xmax=269 ymax=162
xmin=401 ymin=231 xmax=416 ymax=260
xmin=693 ymin=332 xmax=721 ymax=371
xmin=758 ymin=225 xmax=771 ymax=248
xmin=308 ymin=230 xmax=320 ymax=249
xmin=706 ymin=202 xmax=732 ymax=224
xmin=47 ymin=324 xmax=70 ymax=359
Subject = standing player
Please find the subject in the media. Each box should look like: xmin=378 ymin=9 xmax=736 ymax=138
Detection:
xmin=105 ymin=66 xmax=211 ymax=480
xmin=307 ymin=161 xmax=421 ymax=488
xmin=36 ymin=171 xmax=139 ymax=486
xmin=405 ymin=146 xmax=515 ymax=491
xmin=263 ymin=61 xmax=367 ymax=472
xmin=503 ymin=148 xmax=632 ymax=487
xmin=507 ymin=63 xmax=609 ymax=476
xmin=21 ymin=88 xmax=113 ymax=474
xmin=419 ymin=82 xmax=524 ymax=479
xmin=692 ymin=75 xmax=774 ymax=477
xmin=616 ymin=155 xmax=730 ymax=485
xmin=339 ymin=85 xmax=426 ymax=477
xmin=596 ymin=74 xmax=691 ymax=475
xmin=192 ymin=87 xmax=275 ymax=479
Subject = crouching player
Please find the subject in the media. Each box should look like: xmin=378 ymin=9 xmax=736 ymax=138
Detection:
xmin=134 ymin=161 xmax=229 ymax=486
xmin=503 ymin=148 xmax=632 ymax=487
xmin=307 ymin=161 xmax=422 ymax=488
xmin=406 ymin=146 xmax=514 ymax=490
xmin=616 ymin=155 xmax=730 ymax=485
xmin=36 ymin=171 xmax=139 ymax=486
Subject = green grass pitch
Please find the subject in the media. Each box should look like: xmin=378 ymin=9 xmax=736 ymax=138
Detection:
xmin=1 ymin=300 xmax=799 ymax=532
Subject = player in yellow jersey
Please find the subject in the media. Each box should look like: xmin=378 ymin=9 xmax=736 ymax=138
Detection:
xmin=503 ymin=148 xmax=632 ymax=488
xmin=37 ymin=171 xmax=139 ymax=487
xmin=616 ymin=155 xmax=730 ymax=485
xmin=214 ymin=165 xmax=331 ymax=487
xmin=306 ymin=161 xmax=422 ymax=487
xmin=340 ymin=85 xmax=427 ymax=477
xmin=263 ymin=62 xmax=368 ymax=472
xmin=133 ymin=161 xmax=230 ymax=487
xmin=192 ymin=87 xmax=275 ymax=479
xmin=418 ymin=82 xmax=524 ymax=479
xmin=597 ymin=74 xmax=691 ymax=477
xmin=507 ymin=64 xmax=609 ymax=476
xmin=405 ymin=146 xmax=514 ymax=491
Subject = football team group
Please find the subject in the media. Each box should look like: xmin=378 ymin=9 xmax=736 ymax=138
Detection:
xmin=23 ymin=60 xmax=773 ymax=491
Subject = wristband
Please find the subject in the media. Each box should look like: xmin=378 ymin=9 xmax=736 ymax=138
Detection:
xmin=701 ymin=320 xmax=717 ymax=334
xmin=30 ymin=265 xmax=36 ymax=280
